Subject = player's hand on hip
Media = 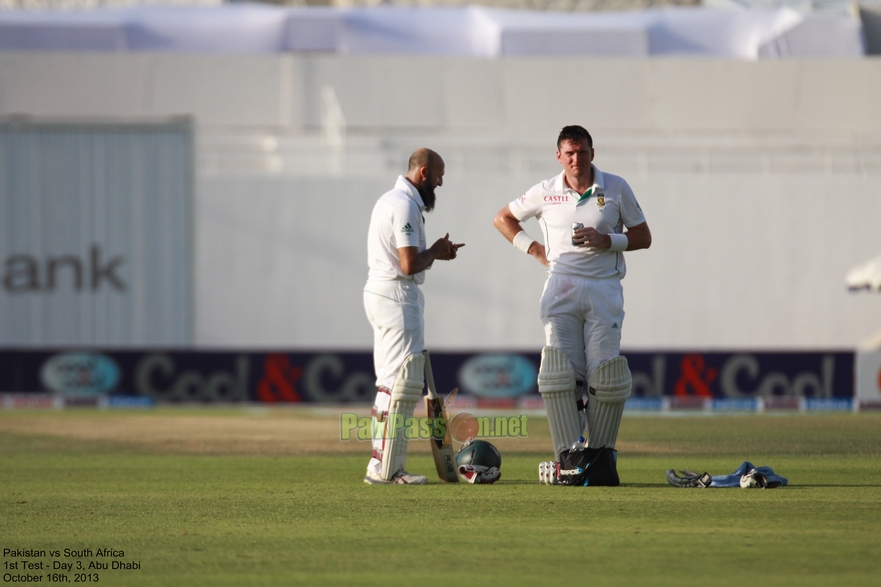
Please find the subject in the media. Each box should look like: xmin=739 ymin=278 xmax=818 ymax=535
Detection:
xmin=527 ymin=242 xmax=549 ymax=267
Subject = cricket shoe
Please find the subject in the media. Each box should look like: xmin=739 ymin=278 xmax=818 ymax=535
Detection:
xmin=363 ymin=469 xmax=428 ymax=485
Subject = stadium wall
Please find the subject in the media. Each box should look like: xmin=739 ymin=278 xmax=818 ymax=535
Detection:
xmin=0 ymin=121 xmax=193 ymax=346
xmin=1 ymin=54 xmax=880 ymax=354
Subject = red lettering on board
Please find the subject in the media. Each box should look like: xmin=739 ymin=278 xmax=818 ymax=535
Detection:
xmin=256 ymin=354 xmax=303 ymax=402
xmin=674 ymin=354 xmax=717 ymax=397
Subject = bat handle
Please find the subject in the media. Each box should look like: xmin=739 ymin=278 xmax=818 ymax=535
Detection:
xmin=422 ymin=349 xmax=438 ymax=400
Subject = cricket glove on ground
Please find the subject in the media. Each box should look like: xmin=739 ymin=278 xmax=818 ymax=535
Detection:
xmin=458 ymin=464 xmax=501 ymax=484
xmin=666 ymin=469 xmax=712 ymax=488
xmin=538 ymin=461 xmax=562 ymax=485
xmin=666 ymin=462 xmax=786 ymax=488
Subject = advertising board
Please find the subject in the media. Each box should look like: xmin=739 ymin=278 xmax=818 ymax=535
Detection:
xmin=0 ymin=349 xmax=854 ymax=410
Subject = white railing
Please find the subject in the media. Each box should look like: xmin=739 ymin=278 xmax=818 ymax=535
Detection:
xmin=195 ymin=128 xmax=881 ymax=178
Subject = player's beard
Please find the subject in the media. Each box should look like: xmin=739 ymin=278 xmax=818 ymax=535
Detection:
xmin=419 ymin=183 xmax=436 ymax=212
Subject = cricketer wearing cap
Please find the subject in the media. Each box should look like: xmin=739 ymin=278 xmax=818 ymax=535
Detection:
xmin=362 ymin=148 xmax=464 ymax=485
xmin=493 ymin=125 xmax=651 ymax=463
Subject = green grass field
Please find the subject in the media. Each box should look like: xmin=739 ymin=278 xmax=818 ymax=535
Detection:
xmin=2 ymin=409 xmax=881 ymax=586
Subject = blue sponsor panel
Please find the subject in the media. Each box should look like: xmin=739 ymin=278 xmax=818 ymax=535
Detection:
xmin=624 ymin=397 xmax=664 ymax=412
xmin=711 ymin=398 xmax=759 ymax=412
xmin=104 ymin=395 xmax=156 ymax=409
xmin=804 ymin=398 xmax=853 ymax=412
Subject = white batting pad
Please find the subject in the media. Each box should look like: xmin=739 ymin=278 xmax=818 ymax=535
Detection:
xmin=538 ymin=346 xmax=583 ymax=458
xmin=380 ymin=352 xmax=425 ymax=480
xmin=587 ymin=356 xmax=632 ymax=449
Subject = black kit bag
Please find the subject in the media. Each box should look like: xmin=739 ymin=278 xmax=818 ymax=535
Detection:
xmin=557 ymin=446 xmax=620 ymax=487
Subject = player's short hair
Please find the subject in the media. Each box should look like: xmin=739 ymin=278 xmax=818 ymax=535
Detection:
xmin=557 ymin=125 xmax=593 ymax=150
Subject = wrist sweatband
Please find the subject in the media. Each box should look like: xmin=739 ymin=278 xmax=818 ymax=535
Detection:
xmin=512 ymin=230 xmax=536 ymax=254
xmin=608 ymin=233 xmax=628 ymax=252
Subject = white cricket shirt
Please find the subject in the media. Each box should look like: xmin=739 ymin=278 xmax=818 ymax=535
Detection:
xmin=508 ymin=166 xmax=645 ymax=279
xmin=366 ymin=176 xmax=429 ymax=284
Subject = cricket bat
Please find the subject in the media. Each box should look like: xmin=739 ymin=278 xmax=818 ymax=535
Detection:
xmin=422 ymin=350 xmax=459 ymax=483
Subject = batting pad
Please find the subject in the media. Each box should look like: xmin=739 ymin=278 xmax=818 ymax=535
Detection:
xmin=587 ymin=356 xmax=632 ymax=449
xmin=538 ymin=346 xmax=583 ymax=458
xmin=380 ymin=352 xmax=425 ymax=480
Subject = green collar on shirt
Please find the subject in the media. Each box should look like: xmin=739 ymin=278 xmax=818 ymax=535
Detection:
xmin=577 ymin=187 xmax=595 ymax=203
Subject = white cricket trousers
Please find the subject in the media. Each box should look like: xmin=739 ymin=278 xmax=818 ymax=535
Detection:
xmin=363 ymin=280 xmax=425 ymax=475
xmin=540 ymin=273 xmax=624 ymax=382
xmin=363 ymin=280 xmax=425 ymax=391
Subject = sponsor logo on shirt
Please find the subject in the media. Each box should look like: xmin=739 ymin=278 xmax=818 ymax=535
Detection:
xmin=402 ymin=223 xmax=414 ymax=235
xmin=543 ymin=195 xmax=570 ymax=203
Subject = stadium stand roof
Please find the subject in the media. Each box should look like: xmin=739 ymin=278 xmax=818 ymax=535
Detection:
xmin=0 ymin=2 xmax=867 ymax=56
